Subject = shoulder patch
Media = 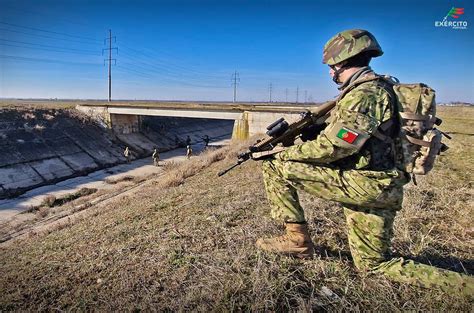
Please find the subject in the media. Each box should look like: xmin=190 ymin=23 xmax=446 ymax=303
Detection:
xmin=324 ymin=121 xmax=370 ymax=150
xmin=337 ymin=127 xmax=359 ymax=143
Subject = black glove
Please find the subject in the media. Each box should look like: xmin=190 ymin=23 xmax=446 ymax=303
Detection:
xmin=300 ymin=123 xmax=327 ymax=142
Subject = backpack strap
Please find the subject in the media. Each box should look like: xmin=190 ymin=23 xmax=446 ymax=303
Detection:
xmin=336 ymin=75 xmax=381 ymax=101
xmin=336 ymin=73 xmax=401 ymax=145
xmin=372 ymin=119 xmax=394 ymax=142
xmin=405 ymin=135 xmax=431 ymax=147
xmin=399 ymin=112 xmax=426 ymax=120
xmin=399 ymin=112 xmax=440 ymax=129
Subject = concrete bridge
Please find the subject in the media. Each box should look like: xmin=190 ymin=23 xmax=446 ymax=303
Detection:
xmin=76 ymin=101 xmax=314 ymax=140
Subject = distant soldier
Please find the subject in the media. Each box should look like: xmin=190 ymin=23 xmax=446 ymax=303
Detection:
xmin=124 ymin=146 xmax=130 ymax=163
xmin=186 ymin=145 xmax=193 ymax=159
xmin=186 ymin=135 xmax=192 ymax=146
xmin=202 ymin=134 xmax=210 ymax=147
xmin=152 ymin=148 xmax=160 ymax=166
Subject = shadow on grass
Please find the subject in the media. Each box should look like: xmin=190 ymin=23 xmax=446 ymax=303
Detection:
xmin=315 ymin=245 xmax=473 ymax=275
xmin=403 ymin=253 xmax=474 ymax=275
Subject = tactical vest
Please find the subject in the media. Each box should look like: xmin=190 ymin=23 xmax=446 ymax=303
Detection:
xmin=364 ymin=77 xmax=399 ymax=170
xmin=332 ymin=74 xmax=399 ymax=171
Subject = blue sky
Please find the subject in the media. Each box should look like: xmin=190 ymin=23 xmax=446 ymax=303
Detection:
xmin=0 ymin=0 xmax=473 ymax=102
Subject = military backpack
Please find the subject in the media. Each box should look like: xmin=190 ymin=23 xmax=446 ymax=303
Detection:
xmin=375 ymin=77 xmax=450 ymax=178
xmin=340 ymin=74 xmax=450 ymax=179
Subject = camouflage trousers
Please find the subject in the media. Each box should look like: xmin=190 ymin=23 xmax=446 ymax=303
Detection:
xmin=262 ymin=158 xmax=474 ymax=297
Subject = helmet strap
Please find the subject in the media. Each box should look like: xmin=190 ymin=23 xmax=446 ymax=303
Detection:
xmin=331 ymin=64 xmax=347 ymax=84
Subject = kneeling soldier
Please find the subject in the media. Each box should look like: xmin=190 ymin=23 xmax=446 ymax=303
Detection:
xmin=257 ymin=29 xmax=473 ymax=297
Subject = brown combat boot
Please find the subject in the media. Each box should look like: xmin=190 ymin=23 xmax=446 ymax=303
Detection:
xmin=256 ymin=222 xmax=315 ymax=259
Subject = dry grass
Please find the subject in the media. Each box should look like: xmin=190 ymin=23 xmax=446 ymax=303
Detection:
xmin=35 ymin=207 xmax=50 ymax=219
xmin=0 ymin=106 xmax=472 ymax=311
xmin=0 ymin=100 xmax=76 ymax=109
xmin=105 ymin=175 xmax=135 ymax=185
xmin=40 ymin=188 xmax=97 ymax=208
xmin=154 ymin=146 xmax=237 ymax=189
xmin=41 ymin=195 xmax=57 ymax=208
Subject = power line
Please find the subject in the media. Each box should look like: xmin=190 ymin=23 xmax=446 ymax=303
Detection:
xmin=0 ymin=28 xmax=99 ymax=45
xmin=231 ymin=71 xmax=240 ymax=102
xmin=0 ymin=54 xmax=101 ymax=66
xmin=0 ymin=38 xmax=101 ymax=55
xmin=115 ymin=55 xmax=229 ymax=88
xmin=0 ymin=21 xmax=101 ymax=42
xmin=117 ymin=65 xmax=152 ymax=78
xmin=1 ymin=4 xmax=92 ymax=28
xmin=268 ymin=83 xmax=273 ymax=102
xmin=115 ymin=65 xmax=228 ymax=89
xmin=118 ymin=50 xmax=226 ymax=84
xmin=0 ymin=22 xmax=229 ymax=83
xmin=0 ymin=18 xmax=249 ymax=90
xmin=107 ymin=43 xmax=242 ymax=90
xmin=119 ymin=46 xmax=227 ymax=81
xmin=0 ymin=43 xmax=99 ymax=56
xmin=113 ymin=49 xmax=230 ymax=88
xmin=115 ymin=65 xmax=154 ymax=78
xmin=0 ymin=23 xmax=247 ymax=97
xmin=120 ymin=44 xmax=228 ymax=79
xmin=0 ymin=39 xmax=100 ymax=56
xmin=103 ymin=30 xmax=118 ymax=102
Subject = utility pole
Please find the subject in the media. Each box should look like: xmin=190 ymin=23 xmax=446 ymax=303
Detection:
xmin=296 ymin=86 xmax=299 ymax=103
xmin=304 ymin=90 xmax=308 ymax=103
xmin=103 ymin=29 xmax=118 ymax=102
xmin=231 ymin=71 xmax=240 ymax=103
xmin=285 ymin=88 xmax=288 ymax=103
xmin=268 ymin=83 xmax=273 ymax=102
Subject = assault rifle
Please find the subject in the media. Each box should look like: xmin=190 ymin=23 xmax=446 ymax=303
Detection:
xmin=218 ymin=100 xmax=336 ymax=177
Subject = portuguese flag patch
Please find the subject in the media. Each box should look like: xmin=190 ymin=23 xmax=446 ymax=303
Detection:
xmin=336 ymin=127 xmax=358 ymax=144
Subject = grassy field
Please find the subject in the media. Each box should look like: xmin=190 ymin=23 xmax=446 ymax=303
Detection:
xmin=0 ymin=106 xmax=472 ymax=310
xmin=0 ymin=99 xmax=77 ymax=109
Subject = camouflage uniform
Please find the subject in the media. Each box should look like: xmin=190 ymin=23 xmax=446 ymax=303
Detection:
xmin=152 ymin=149 xmax=160 ymax=166
xmin=124 ymin=147 xmax=130 ymax=163
xmin=202 ymin=135 xmax=210 ymax=147
xmin=262 ymin=65 xmax=473 ymax=296
xmin=186 ymin=145 xmax=193 ymax=159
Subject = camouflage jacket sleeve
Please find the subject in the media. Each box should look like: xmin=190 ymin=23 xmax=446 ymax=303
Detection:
xmin=276 ymin=82 xmax=392 ymax=163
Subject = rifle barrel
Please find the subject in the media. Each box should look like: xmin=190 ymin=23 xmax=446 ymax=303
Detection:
xmin=217 ymin=162 xmax=241 ymax=177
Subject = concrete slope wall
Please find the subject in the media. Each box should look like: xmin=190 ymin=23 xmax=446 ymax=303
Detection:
xmin=0 ymin=108 xmax=126 ymax=199
xmin=0 ymin=108 xmax=234 ymax=199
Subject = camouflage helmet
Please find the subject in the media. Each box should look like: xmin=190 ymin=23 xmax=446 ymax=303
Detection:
xmin=322 ymin=29 xmax=383 ymax=66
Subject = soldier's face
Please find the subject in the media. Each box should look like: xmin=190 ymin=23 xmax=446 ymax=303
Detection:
xmin=329 ymin=65 xmax=340 ymax=79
